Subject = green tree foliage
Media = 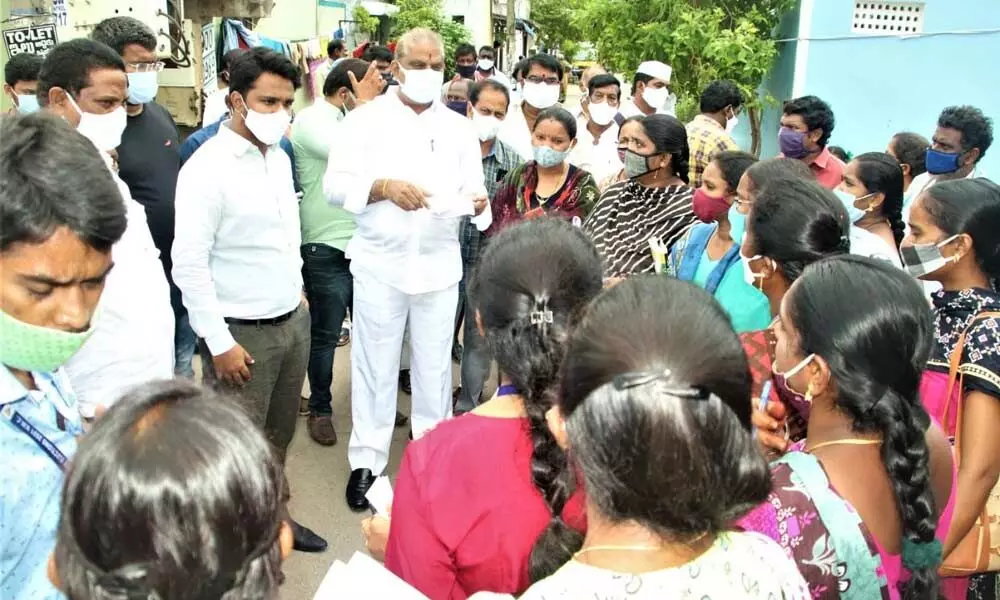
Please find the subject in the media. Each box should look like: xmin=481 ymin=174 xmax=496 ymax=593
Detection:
xmin=530 ymin=0 xmax=586 ymax=57
xmin=391 ymin=0 xmax=471 ymax=79
xmin=579 ymin=0 xmax=795 ymax=154
xmin=352 ymin=6 xmax=380 ymax=36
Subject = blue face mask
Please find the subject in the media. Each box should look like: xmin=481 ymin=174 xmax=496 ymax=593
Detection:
xmin=127 ymin=71 xmax=159 ymax=104
xmin=728 ymin=204 xmax=747 ymax=244
xmin=533 ymin=144 xmax=571 ymax=168
xmin=15 ymin=93 xmax=40 ymax=114
xmin=834 ymin=189 xmax=876 ymax=224
xmin=446 ymin=100 xmax=468 ymax=115
xmin=925 ymin=148 xmax=963 ymax=175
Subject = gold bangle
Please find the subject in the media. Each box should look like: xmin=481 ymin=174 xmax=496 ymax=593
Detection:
xmin=381 ymin=179 xmax=389 ymax=199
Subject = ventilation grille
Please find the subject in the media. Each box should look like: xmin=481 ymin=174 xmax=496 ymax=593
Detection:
xmin=852 ymin=2 xmax=925 ymax=35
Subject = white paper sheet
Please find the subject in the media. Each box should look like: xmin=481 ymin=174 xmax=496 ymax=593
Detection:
xmin=312 ymin=552 xmax=430 ymax=599
xmin=365 ymin=475 xmax=394 ymax=515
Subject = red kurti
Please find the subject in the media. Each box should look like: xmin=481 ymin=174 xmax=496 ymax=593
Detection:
xmin=385 ymin=414 xmax=586 ymax=600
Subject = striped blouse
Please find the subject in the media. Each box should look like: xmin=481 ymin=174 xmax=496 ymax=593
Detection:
xmin=584 ymin=179 xmax=697 ymax=278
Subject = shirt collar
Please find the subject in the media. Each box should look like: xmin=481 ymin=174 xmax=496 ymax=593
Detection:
xmin=812 ymin=146 xmax=833 ymax=170
xmin=216 ymin=120 xmax=275 ymax=157
xmin=693 ymin=113 xmax=724 ymax=130
xmin=0 ymin=366 xmax=67 ymax=406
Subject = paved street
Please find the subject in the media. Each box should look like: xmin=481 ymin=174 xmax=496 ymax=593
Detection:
xmin=276 ymin=338 xmax=497 ymax=599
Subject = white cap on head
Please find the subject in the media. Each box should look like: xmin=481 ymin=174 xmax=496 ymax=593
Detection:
xmin=636 ymin=61 xmax=672 ymax=84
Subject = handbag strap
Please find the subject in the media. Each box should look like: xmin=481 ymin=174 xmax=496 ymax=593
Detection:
xmin=943 ymin=310 xmax=1000 ymax=464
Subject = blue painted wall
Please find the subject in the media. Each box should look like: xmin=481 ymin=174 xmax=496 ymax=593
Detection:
xmin=759 ymin=0 xmax=1000 ymax=175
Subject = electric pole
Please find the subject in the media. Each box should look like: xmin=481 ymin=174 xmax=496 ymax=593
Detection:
xmin=505 ymin=0 xmax=516 ymax=72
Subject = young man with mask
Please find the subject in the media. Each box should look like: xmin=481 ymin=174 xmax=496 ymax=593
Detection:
xmin=452 ymin=78 xmax=523 ymax=413
xmin=455 ymin=43 xmax=477 ymax=80
xmin=3 ymin=52 xmax=43 ymax=114
xmin=498 ymin=52 xmax=563 ymax=161
xmin=905 ymin=105 xmax=993 ymax=217
xmin=0 ymin=112 xmax=127 ymax=600
xmin=778 ymin=95 xmax=844 ymax=190
xmin=620 ymin=60 xmax=674 ymax=118
xmin=363 ymin=45 xmax=395 ymax=88
xmin=570 ymin=63 xmax=608 ymax=118
xmin=292 ymin=58 xmax=382 ymax=446
xmin=569 ymin=73 xmax=623 ymax=185
xmin=37 ymin=39 xmax=174 ymax=420
xmin=325 ymin=28 xmax=490 ymax=510
xmin=473 ymin=45 xmax=510 ymax=87
xmin=172 ymin=47 xmax=327 ymax=553
xmin=686 ymin=79 xmax=743 ymax=187
xmin=90 ymin=16 xmax=194 ymax=378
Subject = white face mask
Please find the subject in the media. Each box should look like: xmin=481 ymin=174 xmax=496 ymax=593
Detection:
xmin=477 ymin=58 xmax=494 ymax=71
xmin=238 ymin=94 xmax=291 ymax=146
xmin=521 ymin=81 xmax=560 ymax=110
xmin=726 ymin=107 xmax=739 ymax=133
xmin=642 ymin=85 xmax=670 ymax=110
xmin=399 ymin=66 xmax=445 ymax=105
xmin=740 ymin=252 xmax=769 ymax=288
xmin=472 ymin=110 xmax=501 ymax=141
xmin=66 ymin=93 xmax=127 ymax=152
xmin=588 ymin=101 xmax=617 ymax=127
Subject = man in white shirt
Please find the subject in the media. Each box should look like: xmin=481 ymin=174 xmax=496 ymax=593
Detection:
xmin=569 ymin=73 xmax=624 ymax=184
xmin=37 ymin=39 xmax=174 ymax=419
xmin=172 ymin=47 xmax=326 ymax=552
xmin=904 ymin=104 xmax=993 ymax=221
xmin=570 ymin=64 xmax=608 ymax=119
xmin=473 ymin=44 xmax=511 ymax=89
xmin=620 ymin=60 xmax=675 ymax=118
xmin=498 ymin=53 xmax=564 ymax=161
xmin=325 ymin=28 xmax=490 ymax=510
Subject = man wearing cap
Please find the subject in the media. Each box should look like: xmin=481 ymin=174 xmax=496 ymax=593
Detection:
xmin=620 ymin=60 xmax=675 ymax=118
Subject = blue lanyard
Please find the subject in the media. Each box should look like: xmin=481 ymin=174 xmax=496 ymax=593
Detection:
xmin=497 ymin=384 xmax=519 ymax=397
xmin=2 ymin=406 xmax=68 ymax=470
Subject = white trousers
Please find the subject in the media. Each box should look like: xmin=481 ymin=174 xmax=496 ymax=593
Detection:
xmin=348 ymin=273 xmax=457 ymax=474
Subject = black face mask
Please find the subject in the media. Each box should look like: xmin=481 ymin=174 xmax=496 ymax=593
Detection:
xmin=379 ymin=72 xmax=396 ymax=95
xmin=456 ymin=64 xmax=476 ymax=79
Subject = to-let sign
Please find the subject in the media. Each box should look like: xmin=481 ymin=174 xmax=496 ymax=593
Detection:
xmin=3 ymin=23 xmax=58 ymax=57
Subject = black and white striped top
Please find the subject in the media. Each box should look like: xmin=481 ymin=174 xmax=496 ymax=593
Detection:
xmin=584 ymin=179 xmax=697 ymax=278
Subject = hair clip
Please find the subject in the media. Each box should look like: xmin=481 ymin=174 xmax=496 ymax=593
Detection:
xmin=530 ymin=310 xmax=554 ymax=325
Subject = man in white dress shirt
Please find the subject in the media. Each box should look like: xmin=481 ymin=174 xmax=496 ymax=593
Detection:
xmin=620 ymin=60 xmax=676 ymax=118
xmin=569 ymin=73 xmax=624 ymax=184
xmin=498 ymin=53 xmax=564 ymax=161
xmin=37 ymin=39 xmax=174 ymax=419
xmin=172 ymin=47 xmax=326 ymax=552
xmin=325 ymin=28 xmax=491 ymax=510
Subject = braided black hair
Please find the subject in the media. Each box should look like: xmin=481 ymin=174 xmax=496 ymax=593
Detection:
xmin=852 ymin=152 xmax=906 ymax=248
xmin=467 ymin=218 xmax=604 ymax=580
xmin=788 ymin=256 xmax=939 ymax=599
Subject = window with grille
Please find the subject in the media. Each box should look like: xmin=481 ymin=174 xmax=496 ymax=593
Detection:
xmin=852 ymin=2 xmax=925 ymax=35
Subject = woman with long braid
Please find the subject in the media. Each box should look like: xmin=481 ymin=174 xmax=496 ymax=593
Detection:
xmin=377 ymin=218 xmax=604 ymax=599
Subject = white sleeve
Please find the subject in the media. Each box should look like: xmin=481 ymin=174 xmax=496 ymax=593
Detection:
xmin=324 ymin=108 xmax=377 ymax=214
xmin=458 ymin=123 xmax=491 ymax=231
xmin=171 ymin=157 xmax=234 ymax=356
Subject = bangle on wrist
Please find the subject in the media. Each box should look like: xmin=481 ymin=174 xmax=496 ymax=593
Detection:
xmin=381 ymin=179 xmax=389 ymax=199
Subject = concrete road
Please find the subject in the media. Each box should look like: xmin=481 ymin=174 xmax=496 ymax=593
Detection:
xmin=278 ymin=338 xmax=497 ymax=599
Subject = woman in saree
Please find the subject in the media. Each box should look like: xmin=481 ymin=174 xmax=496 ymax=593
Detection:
xmin=741 ymin=255 xmax=955 ymax=599
xmin=901 ymin=178 xmax=1000 ymax=599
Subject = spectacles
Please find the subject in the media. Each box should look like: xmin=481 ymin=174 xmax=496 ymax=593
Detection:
xmin=607 ymin=370 xmax=712 ymax=401
xmin=127 ymin=61 xmax=165 ymax=73
xmin=526 ymin=75 xmax=560 ymax=86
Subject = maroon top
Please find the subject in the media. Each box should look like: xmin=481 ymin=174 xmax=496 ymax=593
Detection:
xmin=385 ymin=414 xmax=586 ymax=600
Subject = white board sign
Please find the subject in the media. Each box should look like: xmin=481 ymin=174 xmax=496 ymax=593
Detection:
xmin=53 ymin=0 xmax=69 ymax=27
xmin=201 ymin=22 xmax=217 ymax=90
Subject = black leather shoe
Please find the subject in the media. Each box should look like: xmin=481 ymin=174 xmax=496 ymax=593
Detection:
xmin=346 ymin=468 xmax=376 ymax=512
xmin=291 ymin=520 xmax=328 ymax=553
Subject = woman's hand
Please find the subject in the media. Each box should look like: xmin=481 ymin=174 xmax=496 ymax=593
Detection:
xmin=361 ymin=509 xmax=392 ymax=562
xmin=753 ymin=399 xmax=790 ymax=455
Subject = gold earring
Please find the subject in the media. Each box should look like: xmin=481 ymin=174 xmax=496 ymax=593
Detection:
xmin=805 ymin=384 xmax=814 ymax=403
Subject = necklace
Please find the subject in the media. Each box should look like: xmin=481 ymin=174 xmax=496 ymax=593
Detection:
xmin=574 ymin=532 xmax=710 ymax=559
xmin=807 ymin=438 xmax=882 ymax=452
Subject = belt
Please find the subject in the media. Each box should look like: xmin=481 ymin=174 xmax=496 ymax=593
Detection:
xmin=224 ymin=306 xmax=298 ymax=327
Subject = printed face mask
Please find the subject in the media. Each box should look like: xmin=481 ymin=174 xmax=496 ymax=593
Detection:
xmin=533 ymin=144 xmax=570 ymax=168
xmin=772 ymin=353 xmax=816 ymax=421
xmin=0 ymin=309 xmax=97 ymax=372
xmin=900 ymin=234 xmax=960 ymax=279
xmin=588 ymin=101 xmax=618 ymax=127
xmin=778 ymin=127 xmax=810 ymax=159
xmin=67 ymin=93 xmax=127 ymax=152
xmin=691 ymin=188 xmax=730 ymax=223
xmin=624 ymin=149 xmax=656 ymax=179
